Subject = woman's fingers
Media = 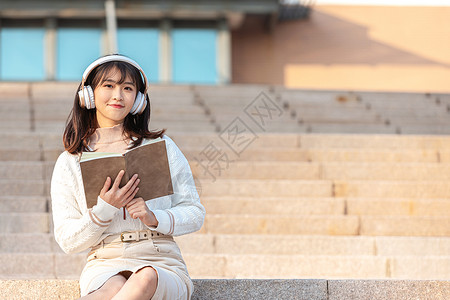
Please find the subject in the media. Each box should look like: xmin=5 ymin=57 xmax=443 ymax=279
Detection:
xmin=100 ymin=177 xmax=111 ymax=195
xmin=112 ymin=170 xmax=125 ymax=189
xmin=126 ymin=198 xmax=145 ymax=219
xmin=123 ymin=174 xmax=138 ymax=190
xmin=123 ymin=187 xmax=139 ymax=207
xmin=102 ymin=172 xmax=140 ymax=208
xmin=123 ymin=177 xmax=140 ymax=199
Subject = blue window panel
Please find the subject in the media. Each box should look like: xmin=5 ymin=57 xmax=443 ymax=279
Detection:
xmin=172 ymin=29 xmax=217 ymax=84
xmin=0 ymin=28 xmax=45 ymax=80
xmin=118 ymin=28 xmax=159 ymax=82
xmin=57 ymin=28 xmax=102 ymax=80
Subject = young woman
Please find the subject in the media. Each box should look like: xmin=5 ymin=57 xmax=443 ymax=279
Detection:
xmin=51 ymin=54 xmax=205 ymax=300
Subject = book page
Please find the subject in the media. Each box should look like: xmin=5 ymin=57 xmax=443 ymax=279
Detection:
xmin=124 ymin=140 xmax=174 ymax=201
xmin=80 ymin=152 xmax=122 ymax=162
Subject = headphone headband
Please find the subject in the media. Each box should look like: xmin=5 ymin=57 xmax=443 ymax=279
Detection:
xmin=80 ymin=55 xmax=149 ymax=94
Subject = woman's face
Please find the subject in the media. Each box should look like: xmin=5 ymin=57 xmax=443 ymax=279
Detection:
xmin=93 ymin=67 xmax=137 ymax=128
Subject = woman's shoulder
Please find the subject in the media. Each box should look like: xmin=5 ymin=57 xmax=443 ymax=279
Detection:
xmin=143 ymin=134 xmax=176 ymax=147
xmin=54 ymin=150 xmax=80 ymax=168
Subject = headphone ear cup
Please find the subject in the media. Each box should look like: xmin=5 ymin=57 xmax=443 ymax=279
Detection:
xmin=78 ymin=85 xmax=95 ymax=109
xmin=130 ymin=92 xmax=147 ymax=115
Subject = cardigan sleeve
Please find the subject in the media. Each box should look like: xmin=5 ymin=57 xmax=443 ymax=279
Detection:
xmin=147 ymin=136 xmax=205 ymax=236
xmin=51 ymin=152 xmax=119 ymax=254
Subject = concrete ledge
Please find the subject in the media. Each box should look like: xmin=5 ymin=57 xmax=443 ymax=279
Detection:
xmin=328 ymin=280 xmax=450 ymax=300
xmin=193 ymin=279 xmax=326 ymax=300
xmin=0 ymin=279 xmax=449 ymax=300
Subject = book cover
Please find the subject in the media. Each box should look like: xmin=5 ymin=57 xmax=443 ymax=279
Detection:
xmin=80 ymin=139 xmax=173 ymax=208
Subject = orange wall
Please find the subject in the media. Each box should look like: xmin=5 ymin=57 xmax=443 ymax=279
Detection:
xmin=231 ymin=5 xmax=450 ymax=93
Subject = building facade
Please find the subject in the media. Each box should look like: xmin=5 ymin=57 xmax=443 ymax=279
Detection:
xmin=0 ymin=0 xmax=278 ymax=84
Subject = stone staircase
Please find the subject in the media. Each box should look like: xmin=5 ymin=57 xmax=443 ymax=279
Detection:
xmin=0 ymin=83 xmax=449 ymax=297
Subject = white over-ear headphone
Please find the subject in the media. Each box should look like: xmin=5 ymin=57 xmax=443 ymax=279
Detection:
xmin=78 ymin=55 xmax=148 ymax=115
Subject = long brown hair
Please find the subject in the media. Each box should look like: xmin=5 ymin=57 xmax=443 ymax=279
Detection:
xmin=63 ymin=59 xmax=165 ymax=154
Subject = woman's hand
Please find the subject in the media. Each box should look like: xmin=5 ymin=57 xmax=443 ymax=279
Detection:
xmin=126 ymin=197 xmax=159 ymax=227
xmin=99 ymin=170 xmax=140 ymax=209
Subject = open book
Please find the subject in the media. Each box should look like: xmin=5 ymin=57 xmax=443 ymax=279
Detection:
xmin=80 ymin=138 xmax=173 ymax=209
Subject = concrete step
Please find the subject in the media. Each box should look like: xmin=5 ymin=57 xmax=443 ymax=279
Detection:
xmin=32 ymin=120 xmax=217 ymax=134
xmin=200 ymin=178 xmax=450 ymax=199
xmin=193 ymin=161 xmax=450 ymax=181
xmin=0 ymin=121 xmax=31 ymax=131
xmin=153 ymin=122 xmax=217 ymax=131
xmin=196 ymin=85 xmax=272 ymax=97
xmin=13 ymin=132 xmax=301 ymax=151
xmin=192 ymin=161 xmax=321 ymax=180
xmin=347 ymin=198 xmax=450 ymax=217
xmin=0 ymin=213 xmax=49 ymax=233
xmin=0 ymin=233 xmax=54 ymax=253
xmin=334 ymin=180 xmax=450 ymax=198
xmin=3 ymin=233 xmax=450 ymax=257
xmin=359 ymin=216 xmax=450 ymax=236
xmin=0 ymin=149 xmax=44 ymax=161
xmin=398 ymin=124 xmax=450 ymax=135
xmin=201 ymin=214 xmax=450 ymax=236
xmin=297 ymin=148 xmax=438 ymax=163
xmin=210 ymin=114 xmax=297 ymax=126
xmin=201 ymin=215 xmax=359 ymax=235
xmin=200 ymin=179 xmax=332 ymax=197
xmin=0 ymin=147 xmax=440 ymax=163
xmin=0 ymin=253 xmax=84 ymax=280
xmin=0 ymin=162 xmax=44 ymax=180
xmin=1 ymin=279 xmax=449 ymax=300
xmin=304 ymin=123 xmax=397 ymax=134
xmin=369 ymin=105 xmax=445 ymax=114
xmin=0 ymin=102 xmax=30 ymax=115
xmin=298 ymin=114 xmax=384 ymax=124
xmin=283 ymin=96 xmax=365 ymax=106
xmin=201 ymin=196 xmax=450 ymax=217
xmin=183 ymin=147 xmax=439 ymax=163
xmin=184 ymin=254 xmax=450 ymax=280
xmin=31 ymin=102 xmax=205 ymax=113
xmin=151 ymin=114 xmax=211 ymax=122
xmin=0 ymin=196 xmax=47 ymax=213
xmin=363 ymin=99 xmax=442 ymax=109
xmin=0 ymin=179 xmax=45 ymax=196
xmin=322 ymin=162 xmax=450 ymax=181
xmin=0 ymin=83 xmax=30 ymax=100
xmin=0 ymin=133 xmax=41 ymax=150
xmin=4 ymin=252 xmax=448 ymax=280
xmin=152 ymin=105 xmax=206 ymax=114
xmin=32 ymin=103 xmax=206 ymax=119
xmin=149 ymin=98 xmax=198 ymax=106
xmin=387 ymin=116 xmax=450 ymax=125
xmin=4 ymin=132 xmax=450 ymax=151
xmin=201 ymin=196 xmax=345 ymax=215
xmin=437 ymin=150 xmax=450 ymax=163
xmin=30 ymin=82 xmax=78 ymax=100
xmin=1 ymin=248 xmax=449 ymax=281
xmin=299 ymin=134 xmax=450 ymax=149
xmin=174 ymin=234 xmax=450 ymax=256
xmin=287 ymin=106 xmax=380 ymax=118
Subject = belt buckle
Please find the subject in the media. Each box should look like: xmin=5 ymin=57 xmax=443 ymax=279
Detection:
xmin=120 ymin=232 xmax=128 ymax=242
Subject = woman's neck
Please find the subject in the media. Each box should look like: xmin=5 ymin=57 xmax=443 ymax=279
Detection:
xmin=88 ymin=123 xmax=130 ymax=153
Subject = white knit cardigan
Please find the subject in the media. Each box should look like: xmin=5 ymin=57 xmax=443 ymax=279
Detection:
xmin=51 ymin=135 xmax=205 ymax=254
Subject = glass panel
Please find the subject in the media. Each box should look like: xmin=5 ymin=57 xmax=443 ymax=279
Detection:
xmin=172 ymin=29 xmax=217 ymax=84
xmin=0 ymin=28 xmax=45 ymax=80
xmin=57 ymin=28 xmax=102 ymax=80
xmin=118 ymin=28 xmax=159 ymax=82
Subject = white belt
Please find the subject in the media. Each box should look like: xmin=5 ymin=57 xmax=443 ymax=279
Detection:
xmin=102 ymin=230 xmax=171 ymax=244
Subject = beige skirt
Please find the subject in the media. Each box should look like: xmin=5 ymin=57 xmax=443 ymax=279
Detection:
xmin=79 ymin=236 xmax=193 ymax=299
